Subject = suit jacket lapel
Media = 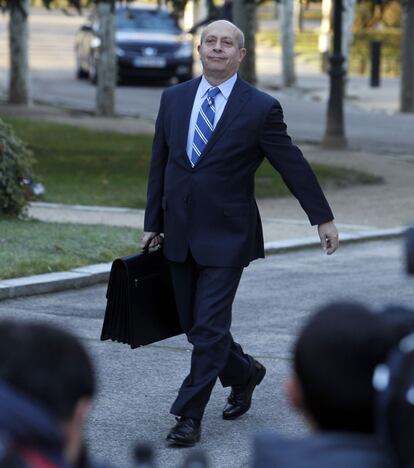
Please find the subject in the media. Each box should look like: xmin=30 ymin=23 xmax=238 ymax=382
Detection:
xmin=177 ymin=77 xmax=201 ymax=162
xmin=199 ymin=77 xmax=251 ymax=161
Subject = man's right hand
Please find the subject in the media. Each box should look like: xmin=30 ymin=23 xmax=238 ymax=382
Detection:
xmin=141 ymin=231 xmax=163 ymax=251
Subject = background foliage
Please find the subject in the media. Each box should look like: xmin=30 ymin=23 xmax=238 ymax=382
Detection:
xmin=0 ymin=119 xmax=35 ymax=216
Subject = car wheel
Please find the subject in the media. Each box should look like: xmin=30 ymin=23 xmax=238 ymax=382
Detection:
xmin=75 ymin=54 xmax=88 ymax=79
xmin=76 ymin=65 xmax=88 ymax=80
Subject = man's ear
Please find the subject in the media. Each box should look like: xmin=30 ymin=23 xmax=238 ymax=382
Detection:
xmin=285 ymin=375 xmax=304 ymax=411
xmin=76 ymin=398 xmax=92 ymax=422
xmin=239 ymin=48 xmax=247 ymax=63
xmin=62 ymin=398 xmax=92 ymax=465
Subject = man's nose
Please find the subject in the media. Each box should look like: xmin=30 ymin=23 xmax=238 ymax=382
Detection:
xmin=213 ymin=41 xmax=223 ymax=51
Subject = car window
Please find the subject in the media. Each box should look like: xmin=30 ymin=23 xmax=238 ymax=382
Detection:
xmin=116 ymin=9 xmax=181 ymax=33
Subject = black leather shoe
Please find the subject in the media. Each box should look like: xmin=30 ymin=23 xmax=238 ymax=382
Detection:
xmin=222 ymin=359 xmax=266 ymax=420
xmin=166 ymin=417 xmax=201 ymax=447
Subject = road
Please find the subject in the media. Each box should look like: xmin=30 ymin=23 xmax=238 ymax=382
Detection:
xmin=0 ymin=239 xmax=413 ymax=467
xmin=1 ymin=9 xmax=414 ymax=156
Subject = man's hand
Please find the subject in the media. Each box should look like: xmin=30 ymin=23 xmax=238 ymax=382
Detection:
xmin=318 ymin=221 xmax=339 ymax=255
xmin=141 ymin=231 xmax=163 ymax=251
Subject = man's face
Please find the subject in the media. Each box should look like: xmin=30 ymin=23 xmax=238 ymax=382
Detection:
xmin=198 ymin=22 xmax=246 ymax=79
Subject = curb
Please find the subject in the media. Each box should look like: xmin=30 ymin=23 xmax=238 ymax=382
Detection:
xmin=264 ymin=227 xmax=404 ymax=254
xmin=0 ymin=227 xmax=405 ymax=301
xmin=0 ymin=263 xmax=111 ymax=301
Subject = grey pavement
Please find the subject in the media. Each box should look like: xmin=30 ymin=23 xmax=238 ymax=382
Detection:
xmin=0 ymin=240 xmax=413 ymax=467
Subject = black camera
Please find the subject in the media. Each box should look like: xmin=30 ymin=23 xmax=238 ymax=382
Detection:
xmin=407 ymin=227 xmax=414 ymax=275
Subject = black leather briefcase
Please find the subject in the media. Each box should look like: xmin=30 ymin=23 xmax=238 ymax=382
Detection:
xmin=100 ymin=248 xmax=182 ymax=349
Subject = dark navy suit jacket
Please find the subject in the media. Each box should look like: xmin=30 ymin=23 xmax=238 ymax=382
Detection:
xmin=144 ymin=76 xmax=334 ymax=268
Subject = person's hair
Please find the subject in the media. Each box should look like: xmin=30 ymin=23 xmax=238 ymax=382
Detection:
xmin=0 ymin=321 xmax=96 ymax=422
xmin=294 ymin=302 xmax=397 ymax=433
xmin=200 ymin=20 xmax=245 ymax=48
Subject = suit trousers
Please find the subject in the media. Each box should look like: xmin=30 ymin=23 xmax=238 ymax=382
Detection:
xmin=169 ymin=251 xmax=252 ymax=420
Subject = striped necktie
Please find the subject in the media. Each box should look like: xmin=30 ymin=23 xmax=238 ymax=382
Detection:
xmin=191 ymin=87 xmax=220 ymax=167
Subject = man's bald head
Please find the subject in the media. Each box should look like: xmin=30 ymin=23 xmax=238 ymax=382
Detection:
xmin=200 ymin=20 xmax=245 ymax=49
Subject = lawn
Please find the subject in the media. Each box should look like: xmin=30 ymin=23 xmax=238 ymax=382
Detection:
xmin=4 ymin=117 xmax=153 ymax=208
xmin=0 ymin=218 xmax=141 ymax=280
xmin=5 ymin=117 xmax=380 ymax=207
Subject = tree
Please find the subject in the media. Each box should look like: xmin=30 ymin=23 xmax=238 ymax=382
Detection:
xmin=2 ymin=0 xmax=117 ymax=115
xmin=295 ymin=0 xmax=305 ymax=32
xmin=400 ymin=0 xmax=414 ymax=112
xmin=167 ymin=0 xmax=190 ymax=19
xmin=319 ymin=0 xmax=332 ymax=71
xmin=342 ymin=0 xmax=357 ymax=72
xmin=280 ymin=0 xmax=296 ymax=87
xmin=319 ymin=0 xmax=356 ymax=74
xmin=1 ymin=0 xmax=84 ymax=106
xmin=1 ymin=0 xmax=30 ymax=105
xmin=233 ymin=0 xmax=257 ymax=83
xmin=95 ymin=0 xmax=116 ymax=116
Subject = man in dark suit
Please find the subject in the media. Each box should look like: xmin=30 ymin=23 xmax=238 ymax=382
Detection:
xmin=142 ymin=20 xmax=338 ymax=447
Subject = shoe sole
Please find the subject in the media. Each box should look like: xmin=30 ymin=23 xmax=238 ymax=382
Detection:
xmin=222 ymin=364 xmax=266 ymax=420
xmin=166 ymin=434 xmax=201 ymax=447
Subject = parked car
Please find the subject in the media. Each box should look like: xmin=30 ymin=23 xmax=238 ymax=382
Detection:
xmin=75 ymin=4 xmax=193 ymax=84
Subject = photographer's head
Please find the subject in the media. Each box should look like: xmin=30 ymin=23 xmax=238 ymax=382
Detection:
xmin=287 ymin=302 xmax=396 ymax=433
xmin=0 ymin=321 xmax=96 ymax=464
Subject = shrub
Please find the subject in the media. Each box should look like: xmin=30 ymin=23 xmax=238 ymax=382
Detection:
xmin=0 ymin=118 xmax=35 ymax=216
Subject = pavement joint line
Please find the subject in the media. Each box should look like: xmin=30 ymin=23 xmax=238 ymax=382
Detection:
xmin=261 ymin=217 xmax=378 ymax=230
xmin=30 ymin=203 xmax=377 ymax=231
xmin=264 ymin=227 xmax=404 ymax=254
xmin=31 ymin=202 xmax=145 ymax=215
xmin=0 ymin=227 xmax=405 ymax=302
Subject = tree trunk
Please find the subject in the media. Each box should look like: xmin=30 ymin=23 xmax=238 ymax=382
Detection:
xmin=295 ymin=0 xmax=304 ymax=32
xmin=232 ymin=0 xmax=257 ymax=84
xmin=401 ymin=0 xmax=414 ymax=112
xmin=280 ymin=0 xmax=296 ymax=87
xmin=8 ymin=0 xmax=30 ymax=105
xmin=96 ymin=1 xmax=116 ymax=117
xmin=319 ymin=0 xmax=332 ymax=72
xmin=341 ymin=0 xmax=357 ymax=72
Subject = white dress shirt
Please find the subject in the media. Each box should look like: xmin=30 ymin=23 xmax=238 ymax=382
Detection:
xmin=186 ymin=73 xmax=238 ymax=165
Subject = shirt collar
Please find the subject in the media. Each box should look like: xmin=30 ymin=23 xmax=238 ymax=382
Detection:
xmin=200 ymin=73 xmax=238 ymax=100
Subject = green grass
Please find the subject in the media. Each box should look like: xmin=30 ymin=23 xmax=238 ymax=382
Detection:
xmin=4 ymin=117 xmax=380 ymax=207
xmin=255 ymin=159 xmax=381 ymax=198
xmin=4 ymin=117 xmax=153 ymax=208
xmin=0 ymin=218 xmax=141 ymax=279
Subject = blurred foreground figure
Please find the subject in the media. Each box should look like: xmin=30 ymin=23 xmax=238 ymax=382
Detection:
xmin=253 ymin=302 xmax=397 ymax=468
xmin=0 ymin=321 xmax=107 ymax=468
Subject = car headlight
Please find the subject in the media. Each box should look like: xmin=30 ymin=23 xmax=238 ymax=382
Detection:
xmin=91 ymin=37 xmax=101 ymax=49
xmin=174 ymin=43 xmax=193 ymax=58
xmin=116 ymin=47 xmax=125 ymax=57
